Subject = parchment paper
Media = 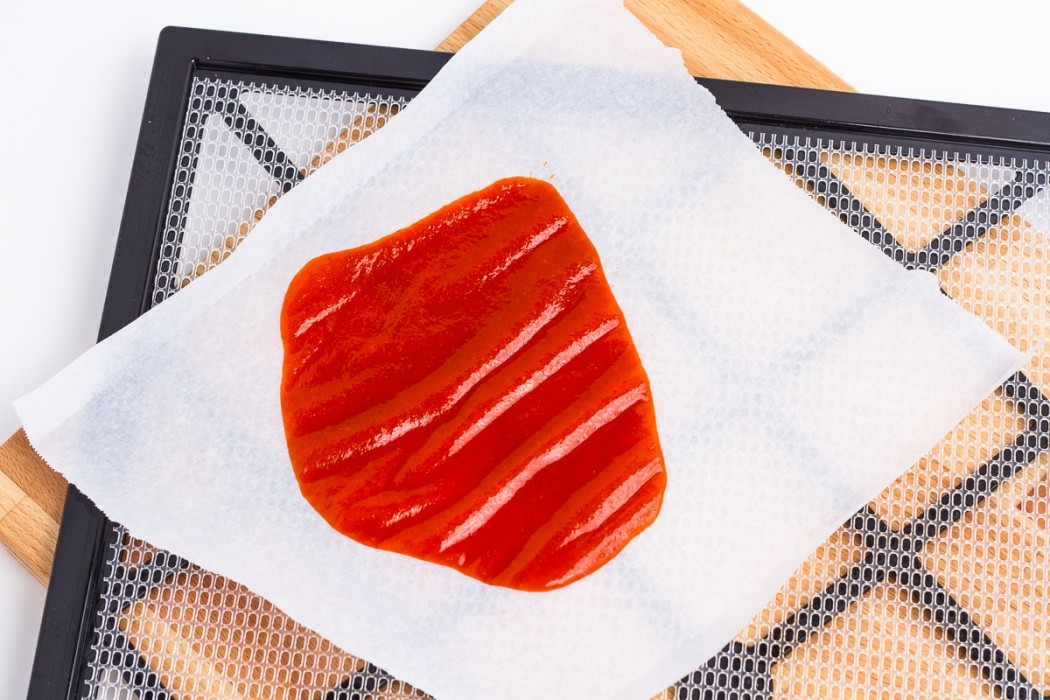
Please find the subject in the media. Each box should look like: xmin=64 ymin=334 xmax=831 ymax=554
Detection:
xmin=17 ymin=1 xmax=1025 ymax=697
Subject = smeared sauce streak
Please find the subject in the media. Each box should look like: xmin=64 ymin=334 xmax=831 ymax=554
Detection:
xmin=280 ymin=177 xmax=665 ymax=591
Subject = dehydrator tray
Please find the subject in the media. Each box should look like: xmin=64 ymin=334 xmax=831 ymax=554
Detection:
xmin=29 ymin=25 xmax=1050 ymax=700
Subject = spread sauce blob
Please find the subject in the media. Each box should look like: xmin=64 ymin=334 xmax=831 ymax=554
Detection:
xmin=280 ymin=177 xmax=666 ymax=591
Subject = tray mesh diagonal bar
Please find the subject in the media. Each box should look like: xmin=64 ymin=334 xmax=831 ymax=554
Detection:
xmin=80 ymin=75 xmax=1050 ymax=700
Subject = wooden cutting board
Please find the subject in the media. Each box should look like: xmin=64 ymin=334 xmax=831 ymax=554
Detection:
xmin=0 ymin=0 xmax=846 ymax=586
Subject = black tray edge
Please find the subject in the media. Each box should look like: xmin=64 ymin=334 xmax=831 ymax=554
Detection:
xmin=31 ymin=24 xmax=1050 ymax=700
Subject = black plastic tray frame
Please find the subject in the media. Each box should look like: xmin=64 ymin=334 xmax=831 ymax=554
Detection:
xmin=28 ymin=25 xmax=1050 ymax=700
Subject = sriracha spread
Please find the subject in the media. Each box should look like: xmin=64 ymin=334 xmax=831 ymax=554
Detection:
xmin=280 ymin=177 xmax=666 ymax=591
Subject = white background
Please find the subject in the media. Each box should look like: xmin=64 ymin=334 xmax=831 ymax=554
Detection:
xmin=0 ymin=0 xmax=1047 ymax=696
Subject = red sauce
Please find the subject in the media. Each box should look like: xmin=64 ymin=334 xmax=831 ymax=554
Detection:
xmin=280 ymin=177 xmax=665 ymax=591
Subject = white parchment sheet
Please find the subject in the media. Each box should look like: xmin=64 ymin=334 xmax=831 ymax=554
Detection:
xmin=17 ymin=0 xmax=1024 ymax=697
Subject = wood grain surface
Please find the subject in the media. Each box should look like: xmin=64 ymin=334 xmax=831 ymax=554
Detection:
xmin=0 ymin=429 xmax=65 ymax=584
xmin=436 ymin=0 xmax=851 ymax=91
xmin=0 ymin=0 xmax=847 ymax=585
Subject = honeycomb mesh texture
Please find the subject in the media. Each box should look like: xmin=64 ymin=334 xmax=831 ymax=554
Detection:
xmin=79 ymin=75 xmax=1050 ymax=700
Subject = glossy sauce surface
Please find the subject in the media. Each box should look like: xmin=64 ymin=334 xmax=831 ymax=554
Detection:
xmin=280 ymin=177 xmax=665 ymax=591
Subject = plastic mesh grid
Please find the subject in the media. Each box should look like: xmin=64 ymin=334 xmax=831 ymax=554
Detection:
xmin=150 ymin=78 xmax=407 ymax=304
xmin=79 ymin=75 xmax=1050 ymax=699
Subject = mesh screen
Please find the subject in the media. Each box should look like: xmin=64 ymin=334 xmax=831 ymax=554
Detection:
xmin=150 ymin=78 xmax=408 ymax=305
xmin=79 ymin=75 xmax=1050 ymax=699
